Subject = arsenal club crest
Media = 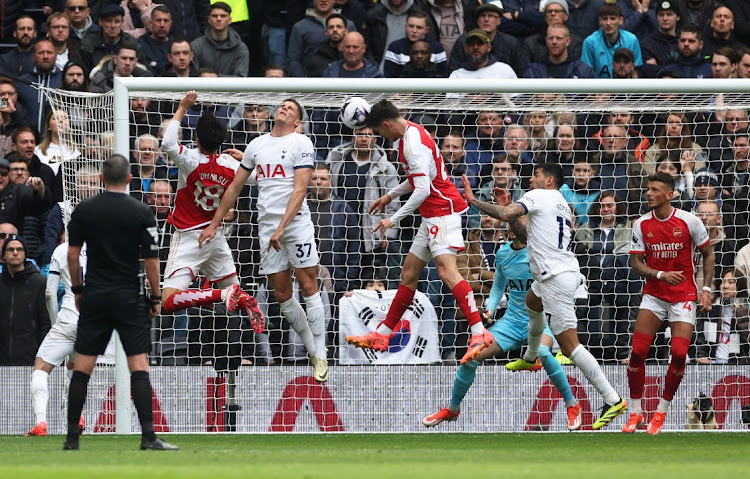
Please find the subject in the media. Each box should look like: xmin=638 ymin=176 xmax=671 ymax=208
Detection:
xmin=673 ymin=227 xmax=683 ymax=238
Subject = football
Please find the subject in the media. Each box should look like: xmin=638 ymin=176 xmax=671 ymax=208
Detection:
xmin=339 ymin=97 xmax=371 ymax=130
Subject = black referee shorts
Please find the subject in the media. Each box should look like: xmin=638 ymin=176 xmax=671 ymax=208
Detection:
xmin=75 ymin=291 xmax=151 ymax=356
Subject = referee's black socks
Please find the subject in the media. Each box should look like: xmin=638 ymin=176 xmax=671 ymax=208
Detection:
xmin=131 ymin=370 xmax=157 ymax=442
xmin=67 ymin=371 xmax=90 ymax=441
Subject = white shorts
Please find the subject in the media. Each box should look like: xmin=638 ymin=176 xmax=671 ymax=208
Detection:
xmin=531 ymin=270 xmax=581 ymax=336
xmin=639 ymin=294 xmax=696 ymax=325
xmin=259 ymin=215 xmax=319 ymax=275
xmin=163 ymin=228 xmax=237 ymax=289
xmin=409 ymin=214 xmax=465 ymax=263
xmin=36 ymin=311 xmax=78 ymax=365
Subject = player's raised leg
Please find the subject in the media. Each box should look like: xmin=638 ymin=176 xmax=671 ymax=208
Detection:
xmin=432 ymin=252 xmax=494 ymax=364
xmin=346 ymin=252 xmax=427 ymax=351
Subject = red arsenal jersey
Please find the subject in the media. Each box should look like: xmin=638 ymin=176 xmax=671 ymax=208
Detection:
xmin=630 ymin=208 xmax=710 ymax=303
xmin=395 ymin=121 xmax=467 ymax=218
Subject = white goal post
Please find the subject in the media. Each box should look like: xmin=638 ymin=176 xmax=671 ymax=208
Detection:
xmin=22 ymin=77 xmax=749 ymax=435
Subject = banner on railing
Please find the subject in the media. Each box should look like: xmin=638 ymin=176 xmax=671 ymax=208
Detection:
xmin=2 ymin=365 xmax=748 ymax=434
xmin=338 ymin=290 xmax=441 ymax=365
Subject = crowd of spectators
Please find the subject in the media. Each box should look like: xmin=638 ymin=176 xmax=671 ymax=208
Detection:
xmin=1 ymin=0 xmax=749 ymax=367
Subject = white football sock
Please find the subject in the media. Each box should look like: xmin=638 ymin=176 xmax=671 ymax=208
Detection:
xmin=469 ymin=322 xmax=485 ymax=336
xmin=303 ymin=292 xmax=326 ymax=358
xmin=523 ymin=307 xmax=545 ymax=362
xmin=31 ymin=370 xmax=50 ymax=424
xmin=657 ymin=399 xmax=671 ymax=413
xmin=569 ymin=344 xmax=620 ymax=405
xmin=630 ymin=398 xmax=642 ymax=414
xmin=376 ymin=324 xmax=393 ymax=335
xmin=280 ymin=297 xmax=317 ymax=357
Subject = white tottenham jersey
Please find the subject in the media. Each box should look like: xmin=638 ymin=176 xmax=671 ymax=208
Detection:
xmin=241 ymin=132 xmax=315 ymax=221
xmin=517 ymin=188 xmax=579 ymax=280
xmin=48 ymin=242 xmax=87 ymax=320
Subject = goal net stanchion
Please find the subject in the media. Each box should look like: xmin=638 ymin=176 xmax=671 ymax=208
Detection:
xmin=30 ymin=77 xmax=750 ymax=434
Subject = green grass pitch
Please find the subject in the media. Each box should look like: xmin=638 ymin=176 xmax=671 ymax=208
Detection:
xmin=1 ymin=433 xmax=748 ymax=479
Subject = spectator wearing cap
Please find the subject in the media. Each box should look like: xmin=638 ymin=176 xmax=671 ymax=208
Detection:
xmin=384 ymin=10 xmax=448 ymax=78
xmin=617 ymin=0 xmax=657 ymax=37
xmin=692 ymin=167 xmax=722 ymax=207
xmin=449 ymin=1 xmax=530 ymax=76
xmin=0 ymin=234 xmax=50 ymax=366
xmin=664 ymin=23 xmax=712 ymax=78
xmin=75 ymin=4 xmax=149 ymax=75
xmin=448 ymin=28 xmax=517 ymax=83
xmin=724 ymin=0 xmax=750 ymax=47
xmin=0 ymin=157 xmax=52 ymax=235
xmin=366 ymin=0 xmax=432 ymax=70
xmin=612 ymin=47 xmax=638 ymax=78
xmin=524 ymin=23 xmax=595 ymax=78
xmin=701 ymin=5 xmax=746 ymax=57
xmin=523 ymin=0 xmax=584 ymax=64
xmin=565 ymin=0 xmax=607 ymax=40
xmin=581 ymin=3 xmax=643 ymax=78
xmin=287 ymin=0 xmax=357 ymax=77
xmin=692 ymin=166 xmax=749 ymax=242
xmin=640 ymin=0 xmax=680 ymax=73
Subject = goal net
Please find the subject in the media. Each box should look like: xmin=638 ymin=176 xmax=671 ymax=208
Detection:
xmin=9 ymin=77 xmax=746 ymax=434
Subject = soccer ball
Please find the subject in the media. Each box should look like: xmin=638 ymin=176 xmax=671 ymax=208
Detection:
xmin=339 ymin=97 xmax=371 ymax=130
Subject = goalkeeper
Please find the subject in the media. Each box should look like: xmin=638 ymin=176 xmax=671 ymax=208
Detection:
xmin=423 ymin=217 xmax=582 ymax=430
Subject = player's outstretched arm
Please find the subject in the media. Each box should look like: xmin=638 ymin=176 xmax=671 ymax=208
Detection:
xmin=698 ymin=242 xmax=715 ymax=312
xmin=198 ymin=167 xmax=251 ymax=247
xmin=172 ymin=90 xmax=197 ymax=123
xmin=461 ymin=174 xmax=524 ymax=222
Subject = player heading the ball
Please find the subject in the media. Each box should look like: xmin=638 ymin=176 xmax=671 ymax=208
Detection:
xmin=345 ymin=99 xmax=495 ymax=365
xmin=199 ymin=98 xmax=329 ymax=383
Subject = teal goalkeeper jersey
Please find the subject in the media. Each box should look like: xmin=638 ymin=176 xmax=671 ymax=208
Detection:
xmin=487 ymin=242 xmax=534 ymax=325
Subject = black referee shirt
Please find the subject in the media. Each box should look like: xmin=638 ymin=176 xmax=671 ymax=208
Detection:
xmin=68 ymin=191 xmax=158 ymax=291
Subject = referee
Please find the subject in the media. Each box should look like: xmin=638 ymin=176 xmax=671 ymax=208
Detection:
xmin=64 ymin=155 xmax=178 ymax=451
